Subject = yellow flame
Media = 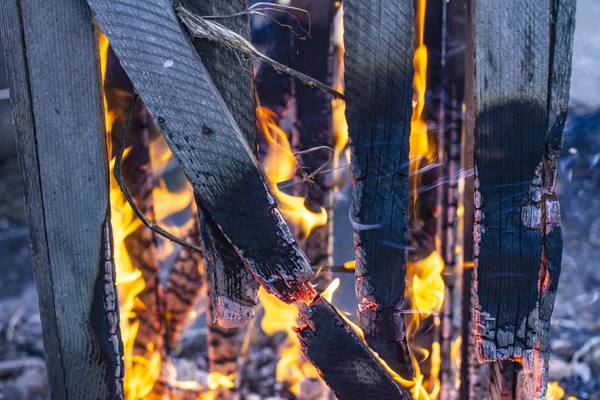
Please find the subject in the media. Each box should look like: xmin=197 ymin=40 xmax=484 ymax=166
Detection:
xmin=259 ymin=279 xmax=341 ymax=394
xmin=257 ymin=106 xmax=327 ymax=237
xmin=547 ymin=381 xmax=577 ymax=400
xmin=331 ymin=4 xmax=349 ymax=187
xmin=101 ymin=31 xmax=162 ymax=400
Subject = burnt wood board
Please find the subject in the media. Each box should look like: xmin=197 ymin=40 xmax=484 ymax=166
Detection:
xmin=86 ymin=0 xmax=314 ymax=303
xmin=0 ymin=0 xmax=123 ymax=397
xmin=344 ymin=0 xmax=415 ymax=377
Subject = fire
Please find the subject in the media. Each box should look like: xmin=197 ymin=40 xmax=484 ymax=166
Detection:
xmin=404 ymin=0 xmax=445 ymax=397
xmin=101 ymin=32 xmax=163 ymax=399
xmin=547 ymin=381 xmax=577 ymax=400
xmin=259 ymin=278 xmax=341 ymax=395
xmin=257 ymin=106 xmax=327 ymax=237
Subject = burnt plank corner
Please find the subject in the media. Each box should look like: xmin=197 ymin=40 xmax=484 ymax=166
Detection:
xmin=471 ymin=0 xmax=576 ymax=398
xmin=344 ymin=0 xmax=415 ymax=377
xmin=184 ymin=0 xmax=260 ymax=328
xmin=0 ymin=0 xmax=123 ymax=398
xmin=296 ymin=296 xmax=411 ymax=400
xmin=86 ymin=0 xmax=315 ymax=304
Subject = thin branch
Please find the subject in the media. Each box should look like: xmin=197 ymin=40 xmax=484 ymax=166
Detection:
xmin=114 ymin=93 xmax=204 ymax=254
xmin=176 ymin=5 xmax=344 ymax=100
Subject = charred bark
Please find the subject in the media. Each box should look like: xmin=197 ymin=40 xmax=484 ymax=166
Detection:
xmin=296 ymin=296 xmax=411 ymax=400
xmin=164 ymin=222 xmax=205 ymax=349
xmin=344 ymin=0 xmax=415 ymax=377
xmin=182 ymin=0 xmax=260 ymax=328
xmin=88 ymin=0 xmax=315 ymax=304
xmin=470 ymin=0 xmax=576 ymax=398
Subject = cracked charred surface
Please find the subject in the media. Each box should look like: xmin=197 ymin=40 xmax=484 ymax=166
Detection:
xmin=343 ymin=0 xmax=414 ymax=377
xmin=87 ymin=0 xmax=314 ymax=304
xmin=296 ymin=296 xmax=411 ymax=400
xmin=183 ymin=0 xmax=260 ymax=328
xmin=471 ymin=0 xmax=576 ymax=398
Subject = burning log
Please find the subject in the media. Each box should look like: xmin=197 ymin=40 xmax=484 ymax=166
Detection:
xmin=183 ymin=0 xmax=260 ymax=328
xmin=469 ymin=0 xmax=576 ymax=398
xmin=296 ymin=296 xmax=411 ymax=400
xmin=438 ymin=1 xmax=468 ymax=397
xmin=87 ymin=0 xmax=315 ymax=304
xmin=164 ymin=222 xmax=205 ymax=348
xmin=343 ymin=0 xmax=415 ymax=377
xmin=0 ymin=0 xmax=124 ymax=398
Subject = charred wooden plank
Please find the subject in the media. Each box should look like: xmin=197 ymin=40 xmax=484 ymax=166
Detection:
xmin=296 ymin=296 xmax=411 ymax=400
xmin=526 ymin=1 xmax=577 ymax=397
xmin=86 ymin=0 xmax=315 ymax=303
xmin=344 ymin=0 xmax=414 ymax=377
xmin=183 ymin=0 xmax=260 ymax=328
xmin=0 ymin=0 xmax=123 ymax=397
xmin=487 ymin=361 xmax=524 ymax=400
xmin=471 ymin=0 xmax=576 ymax=398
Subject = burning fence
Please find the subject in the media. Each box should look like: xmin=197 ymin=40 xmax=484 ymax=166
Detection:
xmin=0 ymin=0 xmax=578 ymax=399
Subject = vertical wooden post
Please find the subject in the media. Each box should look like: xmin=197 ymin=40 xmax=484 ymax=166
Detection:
xmin=344 ymin=0 xmax=415 ymax=378
xmin=470 ymin=0 xmax=576 ymax=398
xmin=0 ymin=0 xmax=123 ymax=398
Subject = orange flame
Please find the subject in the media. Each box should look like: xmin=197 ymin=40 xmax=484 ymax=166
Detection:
xmin=101 ymin=31 xmax=162 ymax=400
xmin=331 ymin=5 xmax=349 ymax=187
xmin=259 ymin=279 xmax=341 ymax=395
xmin=257 ymin=106 xmax=327 ymax=237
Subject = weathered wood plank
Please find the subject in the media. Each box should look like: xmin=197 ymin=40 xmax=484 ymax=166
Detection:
xmin=183 ymin=0 xmax=260 ymax=328
xmin=471 ymin=0 xmax=576 ymax=398
xmin=473 ymin=0 xmax=551 ymax=363
xmin=86 ymin=0 xmax=315 ymax=303
xmin=296 ymin=296 xmax=411 ymax=400
xmin=0 ymin=0 xmax=123 ymax=398
xmin=344 ymin=0 xmax=414 ymax=377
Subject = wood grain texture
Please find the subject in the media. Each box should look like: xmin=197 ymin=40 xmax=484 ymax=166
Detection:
xmin=87 ymin=0 xmax=314 ymax=303
xmin=296 ymin=296 xmax=411 ymax=400
xmin=183 ymin=0 xmax=260 ymax=327
xmin=344 ymin=0 xmax=414 ymax=377
xmin=473 ymin=0 xmax=550 ymax=364
xmin=0 ymin=0 xmax=124 ymax=398
xmin=471 ymin=0 xmax=575 ymax=398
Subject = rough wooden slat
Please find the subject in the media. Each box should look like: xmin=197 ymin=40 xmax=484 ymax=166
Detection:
xmin=471 ymin=0 xmax=576 ymax=398
xmin=296 ymin=296 xmax=411 ymax=400
xmin=473 ymin=0 xmax=551 ymax=363
xmin=183 ymin=0 xmax=260 ymax=328
xmin=87 ymin=0 xmax=314 ymax=303
xmin=524 ymin=1 xmax=577 ymax=398
xmin=0 ymin=0 xmax=123 ymax=398
xmin=344 ymin=0 xmax=414 ymax=377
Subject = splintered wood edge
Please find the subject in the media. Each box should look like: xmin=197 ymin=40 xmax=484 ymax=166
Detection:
xmin=296 ymin=296 xmax=411 ymax=400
